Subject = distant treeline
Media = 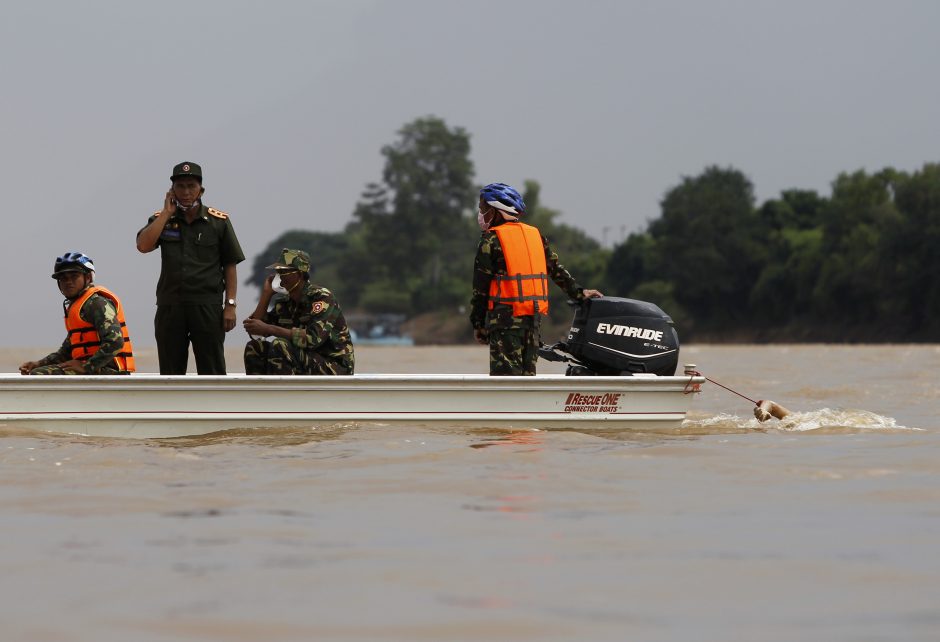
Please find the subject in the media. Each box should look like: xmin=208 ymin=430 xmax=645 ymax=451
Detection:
xmin=249 ymin=116 xmax=940 ymax=343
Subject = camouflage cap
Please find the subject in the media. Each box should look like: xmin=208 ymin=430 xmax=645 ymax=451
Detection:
xmin=266 ymin=248 xmax=311 ymax=273
xmin=171 ymin=161 xmax=202 ymax=182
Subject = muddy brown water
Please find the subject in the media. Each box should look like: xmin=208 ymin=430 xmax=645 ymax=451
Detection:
xmin=1 ymin=344 xmax=938 ymax=641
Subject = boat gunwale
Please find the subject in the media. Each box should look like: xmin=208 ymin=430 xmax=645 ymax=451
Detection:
xmin=0 ymin=373 xmax=705 ymax=393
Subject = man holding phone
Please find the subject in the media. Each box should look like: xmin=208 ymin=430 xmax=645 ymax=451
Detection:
xmin=136 ymin=161 xmax=245 ymax=374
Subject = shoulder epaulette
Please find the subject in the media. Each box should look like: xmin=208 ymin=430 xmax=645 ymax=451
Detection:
xmin=207 ymin=207 xmax=229 ymax=219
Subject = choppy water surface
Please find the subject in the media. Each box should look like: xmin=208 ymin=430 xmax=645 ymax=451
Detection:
xmin=1 ymin=345 xmax=938 ymax=642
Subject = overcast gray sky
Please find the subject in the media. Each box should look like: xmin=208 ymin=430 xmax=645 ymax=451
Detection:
xmin=3 ymin=0 xmax=938 ymax=348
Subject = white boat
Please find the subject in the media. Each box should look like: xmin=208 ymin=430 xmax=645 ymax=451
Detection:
xmin=0 ymin=373 xmax=704 ymax=439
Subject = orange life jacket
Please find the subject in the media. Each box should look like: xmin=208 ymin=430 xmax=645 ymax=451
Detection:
xmin=65 ymin=286 xmax=136 ymax=372
xmin=488 ymin=222 xmax=550 ymax=317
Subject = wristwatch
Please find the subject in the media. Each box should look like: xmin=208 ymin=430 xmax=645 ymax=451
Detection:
xmin=225 ymin=298 xmax=237 ymax=307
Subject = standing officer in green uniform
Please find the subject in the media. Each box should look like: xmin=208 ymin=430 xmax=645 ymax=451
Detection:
xmin=136 ymin=162 xmax=245 ymax=374
xmin=242 ymin=248 xmax=355 ymax=375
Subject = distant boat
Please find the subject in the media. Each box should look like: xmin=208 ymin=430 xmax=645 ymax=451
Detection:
xmin=350 ymin=329 xmax=414 ymax=346
xmin=348 ymin=313 xmax=414 ymax=346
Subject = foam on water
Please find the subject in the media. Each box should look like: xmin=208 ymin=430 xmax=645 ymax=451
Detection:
xmin=769 ymin=407 xmax=915 ymax=432
xmin=684 ymin=408 xmax=917 ymax=433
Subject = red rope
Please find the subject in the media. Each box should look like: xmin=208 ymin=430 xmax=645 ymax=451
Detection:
xmin=706 ymin=374 xmax=758 ymax=404
xmin=684 ymin=370 xmax=758 ymax=404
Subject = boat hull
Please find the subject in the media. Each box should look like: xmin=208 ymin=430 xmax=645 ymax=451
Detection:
xmin=0 ymin=373 xmax=704 ymax=439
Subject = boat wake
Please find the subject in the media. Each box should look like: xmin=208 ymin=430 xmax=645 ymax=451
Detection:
xmin=684 ymin=408 xmax=917 ymax=434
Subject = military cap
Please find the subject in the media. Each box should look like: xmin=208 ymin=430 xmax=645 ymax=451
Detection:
xmin=266 ymin=248 xmax=311 ymax=274
xmin=171 ymin=161 xmax=202 ymax=182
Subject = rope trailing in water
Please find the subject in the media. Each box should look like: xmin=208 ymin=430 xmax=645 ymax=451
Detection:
xmin=684 ymin=366 xmax=790 ymax=421
xmin=704 ymin=375 xmax=758 ymax=405
xmin=683 ymin=368 xmax=757 ymax=404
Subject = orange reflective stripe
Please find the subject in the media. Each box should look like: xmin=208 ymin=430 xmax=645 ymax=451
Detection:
xmin=488 ymin=223 xmax=550 ymax=317
xmin=64 ymin=286 xmax=136 ymax=372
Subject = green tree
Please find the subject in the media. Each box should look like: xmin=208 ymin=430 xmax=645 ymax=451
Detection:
xmin=879 ymin=163 xmax=940 ymax=337
xmin=605 ymin=232 xmax=659 ymax=299
xmin=760 ymin=189 xmax=826 ymax=231
xmin=750 ymin=190 xmax=827 ymax=324
xmin=813 ymin=169 xmax=901 ymax=323
xmin=522 ymin=180 xmax=609 ymax=327
xmin=649 ymin=166 xmax=769 ymax=331
xmin=246 ymin=229 xmax=350 ymax=298
xmin=339 ymin=116 xmax=478 ymax=313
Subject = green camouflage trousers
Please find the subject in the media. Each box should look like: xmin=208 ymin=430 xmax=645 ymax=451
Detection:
xmin=29 ymin=364 xmax=123 ymax=375
xmin=244 ymin=338 xmax=351 ymax=375
xmin=488 ymin=327 xmax=539 ymax=376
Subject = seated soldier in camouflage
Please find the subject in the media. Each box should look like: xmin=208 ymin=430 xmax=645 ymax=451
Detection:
xmin=242 ymin=249 xmax=354 ymax=375
xmin=20 ymin=252 xmax=136 ymax=375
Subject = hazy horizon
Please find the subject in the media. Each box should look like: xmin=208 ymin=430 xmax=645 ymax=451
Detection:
xmin=3 ymin=0 xmax=938 ymax=349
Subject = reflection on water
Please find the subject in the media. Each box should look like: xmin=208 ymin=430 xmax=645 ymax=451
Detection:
xmin=151 ymin=423 xmax=354 ymax=448
xmin=469 ymin=430 xmax=545 ymax=450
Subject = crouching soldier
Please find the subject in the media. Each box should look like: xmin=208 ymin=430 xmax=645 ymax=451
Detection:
xmin=242 ymin=248 xmax=354 ymax=375
xmin=20 ymin=252 xmax=135 ymax=375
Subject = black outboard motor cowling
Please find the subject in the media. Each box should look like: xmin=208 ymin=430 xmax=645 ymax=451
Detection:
xmin=539 ymin=297 xmax=680 ymax=376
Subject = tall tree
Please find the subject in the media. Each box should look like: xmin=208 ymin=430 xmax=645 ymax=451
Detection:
xmin=649 ymin=166 xmax=769 ymax=331
xmin=340 ymin=116 xmax=478 ymax=313
xmin=750 ymin=190 xmax=827 ymax=325
xmin=813 ymin=169 xmax=900 ymax=323
xmin=879 ymin=163 xmax=940 ymax=337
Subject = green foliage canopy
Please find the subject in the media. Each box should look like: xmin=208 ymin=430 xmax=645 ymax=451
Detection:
xmin=250 ymin=114 xmax=940 ymax=343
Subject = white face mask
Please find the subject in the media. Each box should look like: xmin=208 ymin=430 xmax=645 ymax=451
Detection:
xmin=271 ymin=274 xmax=288 ymax=294
xmin=477 ymin=208 xmax=489 ymax=231
xmin=174 ymin=198 xmax=200 ymax=211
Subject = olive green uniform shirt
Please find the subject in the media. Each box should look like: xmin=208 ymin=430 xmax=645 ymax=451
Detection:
xmin=141 ymin=204 xmax=245 ymax=305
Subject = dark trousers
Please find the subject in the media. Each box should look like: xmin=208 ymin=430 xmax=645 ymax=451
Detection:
xmin=155 ymin=304 xmax=226 ymax=375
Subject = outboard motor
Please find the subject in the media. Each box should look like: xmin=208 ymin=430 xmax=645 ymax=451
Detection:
xmin=539 ymin=296 xmax=680 ymax=376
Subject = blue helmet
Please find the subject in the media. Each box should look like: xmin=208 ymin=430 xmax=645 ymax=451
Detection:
xmin=52 ymin=251 xmax=96 ymax=279
xmin=480 ymin=182 xmax=526 ymax=215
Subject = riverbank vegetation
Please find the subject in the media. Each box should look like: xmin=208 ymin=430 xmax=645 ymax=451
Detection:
xmin=247 ymin=116 xmax=939 ymax=343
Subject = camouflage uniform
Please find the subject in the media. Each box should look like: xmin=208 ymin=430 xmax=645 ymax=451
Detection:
xmin=470 ymin=222 xmax=585 ymax=375
xmin=30 ymin=290 xmax=126 ymax=375
xmin=244 ymin=250 xmax=354 ymax=375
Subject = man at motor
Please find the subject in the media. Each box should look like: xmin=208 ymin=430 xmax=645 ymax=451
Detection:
xmin=470 ymin=182 xmax=603 ymax=376
xmin=242 ymin=248 xmax=354 ymax=375
xmin=136 ymin=161 xmax=245 ymax=374
xmin=20 ymin=252 xmax=135 ymax=375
